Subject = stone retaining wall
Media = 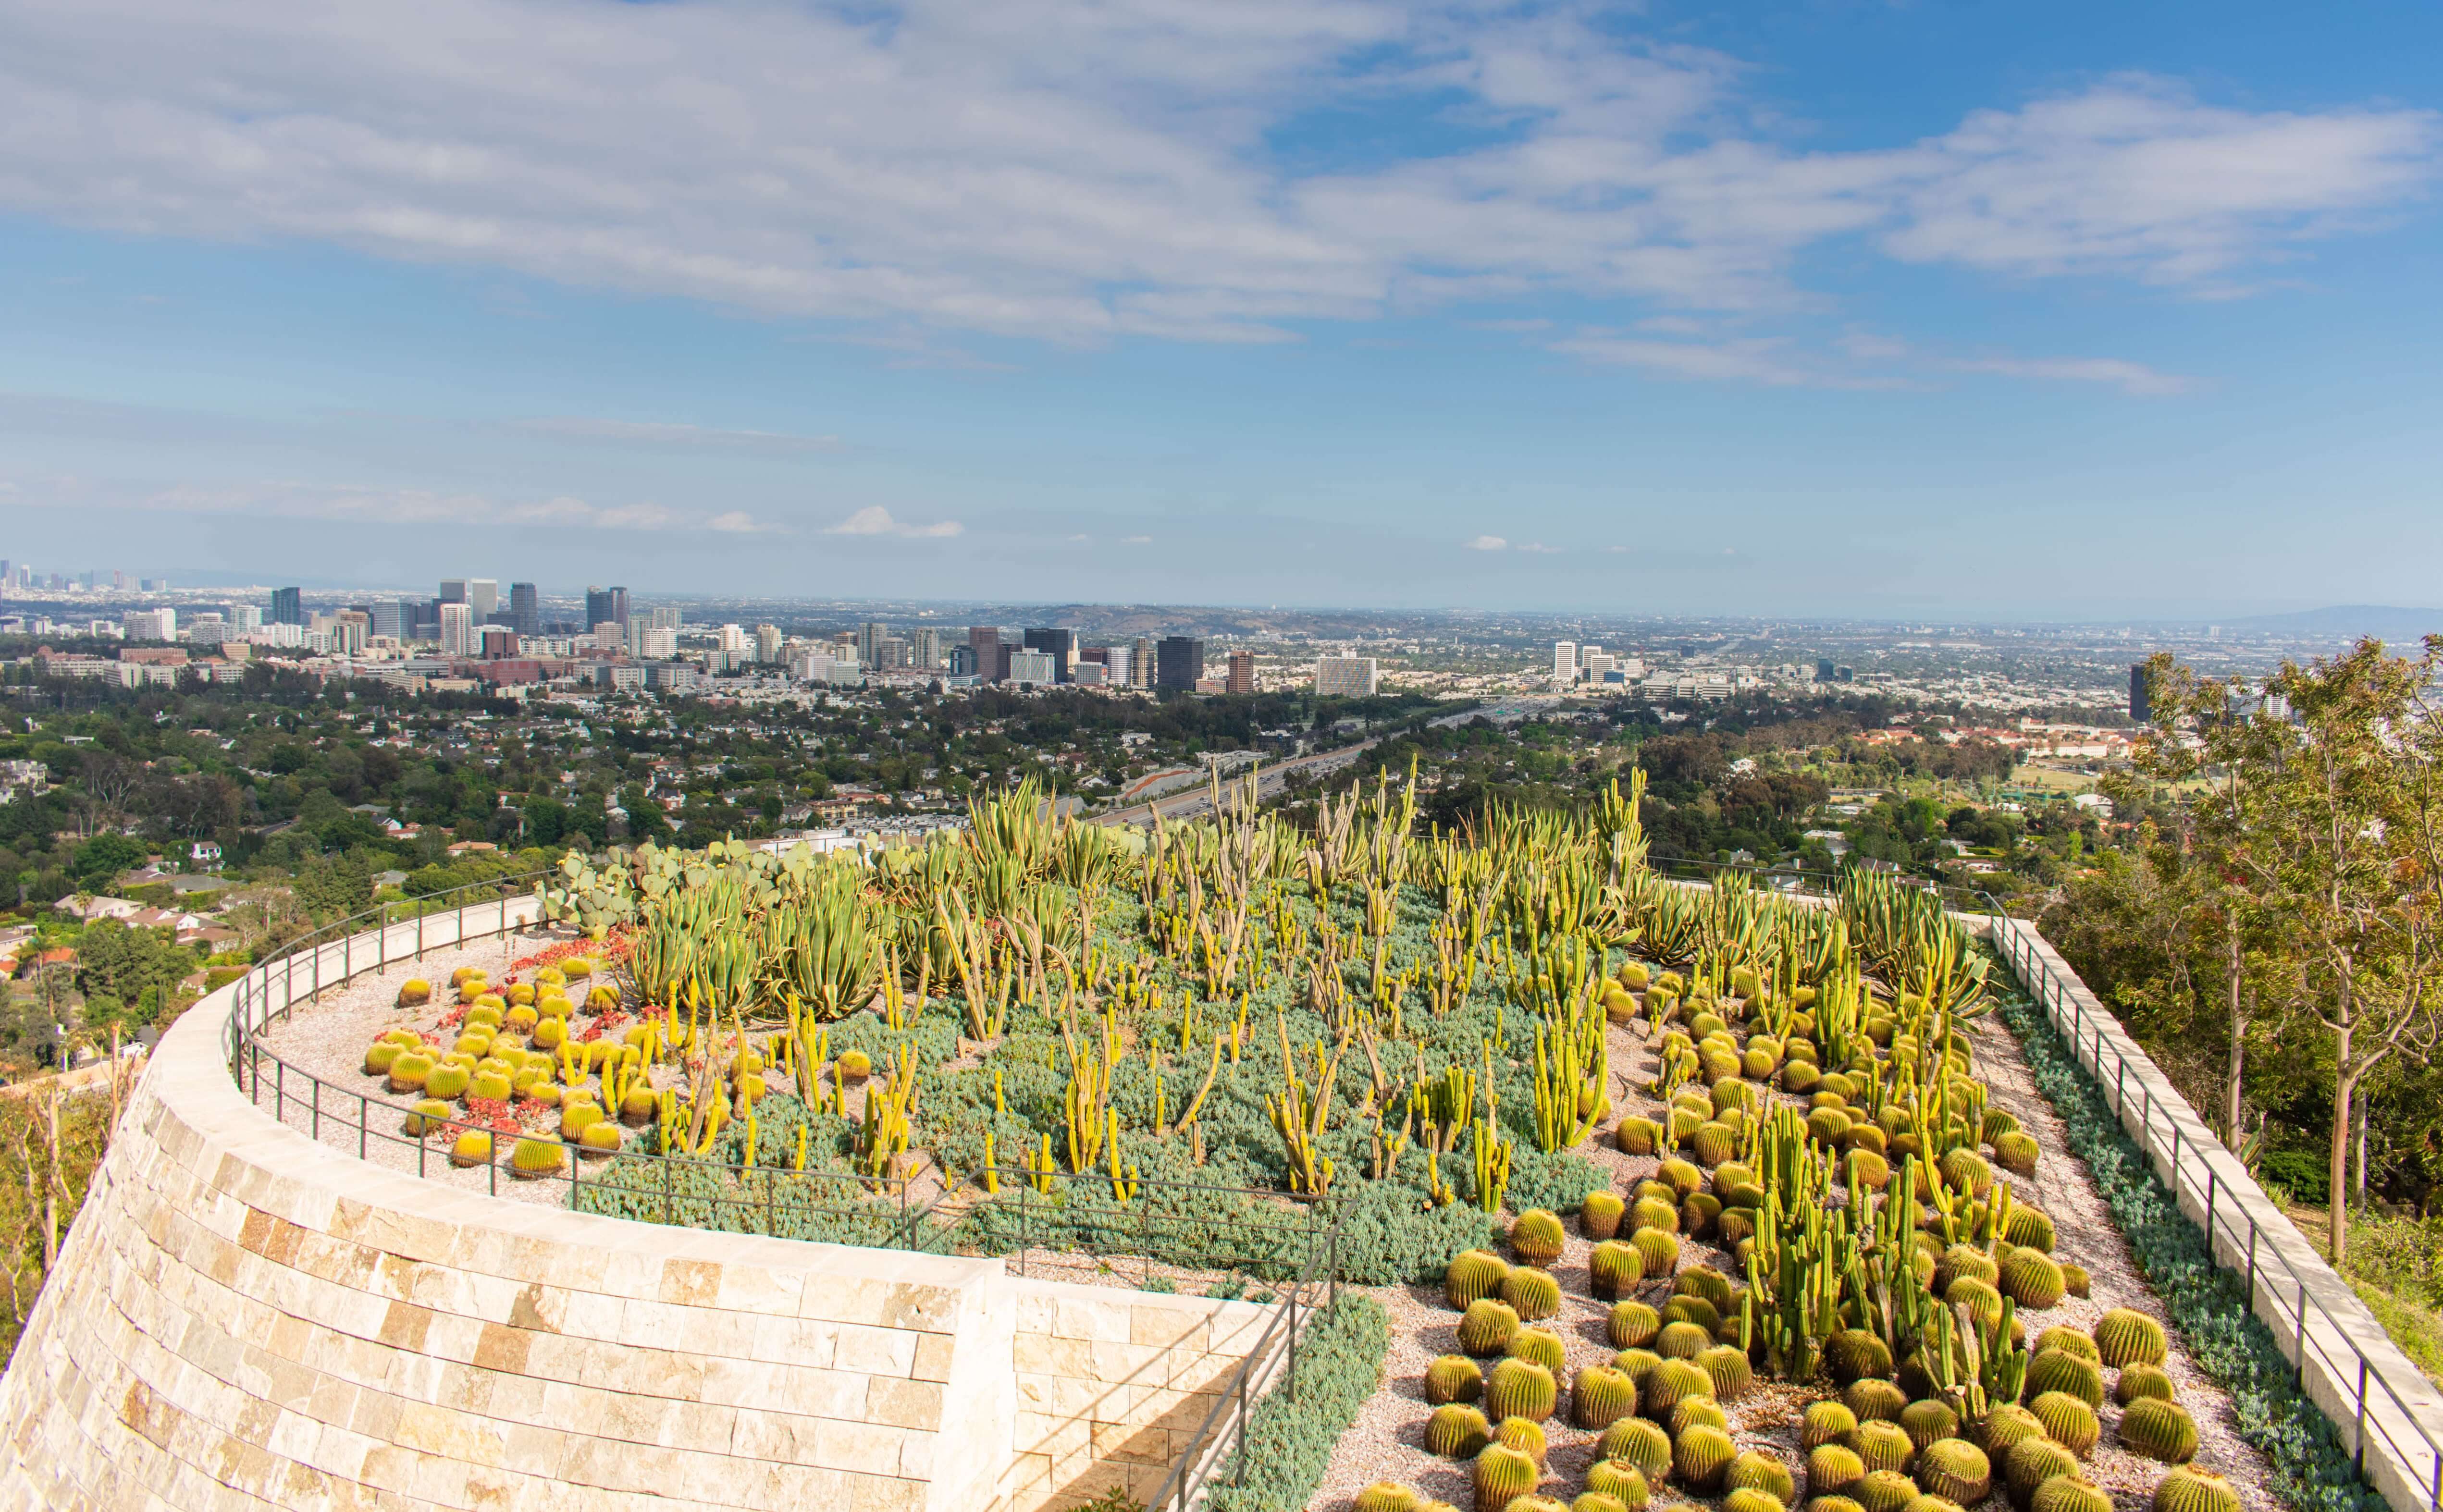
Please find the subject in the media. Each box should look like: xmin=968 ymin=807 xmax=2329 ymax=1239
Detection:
xmin=0 ymin=900 xmax=1272 ymax=1512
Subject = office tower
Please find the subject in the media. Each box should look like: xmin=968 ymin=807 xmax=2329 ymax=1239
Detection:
xmin=510 ymin=583 xmax=540 ymax=636
xmin=948 ymin=645 xmax=978 ymax=677
xmin=1314 ymin=657 xmax=1378 ymax=698
xmin=1552 ymin=641 xmax=1578 ymax=686
xmin=467 ymin=579 xmax=499 ymax=619
xmin=911 ymin=627 xmax=943 ymax=670
xmin=1817 ymin=660 xmax=1837 ymax=682
xmin=439 ymin=578 xmax=469 ymax=605
xmin=995 ymin=643 xmax=1014 ymax=682
xmin=440 ymin=602 xmax=476 ymax=657
xmin=1131 ymin=637 xmax=1155 ymax=689
xmin=112 ymin=570 xmax=125 ymax=590
xmin=968 ymin=626 xmax=1002 ymax=683
xmin=123 ymin=607 xmax=176 ymax=641
xmin=1156 ymin=636 xmax=1205 ymax=690
xmin=271 ymin=587 xmax=303 ymax=626
xmin=857 ymin=621 xmax=890 ymax=667
xmin=718 ymin=624 xmax=748 ymax=653
xmin=2129 ymin=664 xmax=2151 ymax=724
xmin=1582 ymin=653 xmax=1616 ymax=683
xmin=186 ymin=613 xmax=226 ymax=648
xmin=757 ymin=625 xmax=782 ymax=664
xmin=585 ymin=585 xmax=630 ymax=630
xmin=478 ymin=626 xmax=518 ymax=659
xmin=594 ymin=622 xmax=624 ymax=652
xmin=1023 ymin=627 xmax=1077 ymax=683
xmin=1226 ymin=649 xmax=1255 ymax=695
xmin=367 ymin=601 xmax=405 ymax=641
xmin=228 ymin=605 xmax=263 ymax=635
xmin=333 ymin=612 xmax=371 ymax=656
xmin=1007 ymin=649 xmax=1056 ymax=685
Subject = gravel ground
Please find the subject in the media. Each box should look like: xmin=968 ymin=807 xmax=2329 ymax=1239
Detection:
xmin=1310 ymin=997 xmax=2283 ymax=1512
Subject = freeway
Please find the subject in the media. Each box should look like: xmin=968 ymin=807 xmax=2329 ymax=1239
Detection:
xmin=1092 ymin=738 xmax=1380 ymax=826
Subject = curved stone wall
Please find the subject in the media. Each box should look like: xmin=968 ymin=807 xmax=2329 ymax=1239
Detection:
xmin=0 ymin=902 xmax=1271 ymax=1511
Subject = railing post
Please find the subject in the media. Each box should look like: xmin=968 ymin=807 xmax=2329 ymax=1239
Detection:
xmin=2357 ymin=1355 xmax=2370 ymax=1472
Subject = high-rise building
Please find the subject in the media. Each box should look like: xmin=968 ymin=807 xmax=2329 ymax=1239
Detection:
xmin=1023 ymin=627 xmax=1077 ymax=683
xmin=439 ymin=578 xmax=469 ymax=605
xmin=368 ymin=601 xmax=406 ymax=641
xmin=1816 ymin=660 xmax=1837 ymax=682
xmin=467 ymin=579 xmax=500 ymax=619
xmin=594 ymin=622 xmax=624 ymax=653
xmin=510 ymin=583 xmax=540 ymax=636
xmin=968 ymin=627 xmax=1003 ymax=684
xmin=271 ymin=587 xmax=303 ymax=626
xmin=185 ymin=613 xmax=226 ymax=648
xmin=123 ymin=608 xmax=176 ymax=641
xmin=1131 ymin=638 xmax=1155 ymax=689
xmin=1007 ymin=649 xmax=1057 ymax=685
xmin=1225 ymin=649 xmax=1255 ymax=695
xmin=478 ymin=626 xmax=518 ymax=660
xmin=948 ymin=645 xmax=978 ymax=677
xmin=585 ymin=586 xmax=630 ymax=631
xmin=1313 ymin=656 xmax=1378 ymax=698
xmin=857 ymin=621 xmax=891 ymax=667
xmin=439 ymin=602 xmax=476 ymax=657
xmin=1099 ymin=646 xmax=1133 ymax=688
xmin=911 ymin=627 xmax=943 ymax=670
xmin=1553 ymin=641 xmax=1578 ymax=686
xmin=757 ymin=625 xmax=782 ymax=664
xmin=2129 ymin=664 xmax=2151 ymax=724
xmin=1156 ymin=636 xmax=1205 ymax=691
xmin=227 ymin=605 xmax=263 ymax=635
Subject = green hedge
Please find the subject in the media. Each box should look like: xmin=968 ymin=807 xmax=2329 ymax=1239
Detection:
xmin=1998 ymin=986 xmax=2384 ymax=1512
xmin=1204 ymin=1293 xmax=1391 ymax=1512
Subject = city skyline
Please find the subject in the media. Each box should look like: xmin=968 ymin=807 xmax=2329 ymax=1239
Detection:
xmin=1 ymin=1 xmax=2440 ymax=616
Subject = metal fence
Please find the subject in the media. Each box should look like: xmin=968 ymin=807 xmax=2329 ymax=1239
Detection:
xmin=1988 ymin=913 xmax=2443 ymax=1512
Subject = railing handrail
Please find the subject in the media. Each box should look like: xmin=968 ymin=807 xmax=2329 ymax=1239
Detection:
xmin=1979 ymin=904 xmax=2443 ymax=1512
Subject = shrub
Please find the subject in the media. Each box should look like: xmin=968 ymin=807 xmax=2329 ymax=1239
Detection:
xmin=1205 ymin=1294 xmax=1388 ymax=1512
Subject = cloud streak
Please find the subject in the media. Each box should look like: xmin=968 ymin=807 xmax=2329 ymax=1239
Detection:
xmin=823 ymin=505 xmax=963 ymax=539
xmin=0 ymin=3 xmax=2426 ymax=354
xmin=510 ymin=418 xmax=846 ymax=454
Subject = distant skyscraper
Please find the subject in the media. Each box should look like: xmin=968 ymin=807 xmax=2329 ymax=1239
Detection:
xmin=367 ymin=601 xmax=405 ymax=640
xmin=1156 ymin=636 xmax=1205 ymax=691
xmin=585 ymin=585 xmax=630 ymax=630
xmin=271 ymin=587 xmax=303 ymax=626
xmin=228 ymin=605 xmax=263 ymax=635
xmin=1024 ymin=627 xmax=1077 ymax=683
xmin=1314 ymin=657 xmax=1378 ymax=698
xmin=968 ymin=626 xmax=1003 ymax=683
xmin=911 ymin=627 xmax=943 ymax=670
xmin=1131 ymin=637 xmax=1155 ymax=689
xmin=857 ymin=620 xmax=890 ymax=667
xmin=439 ymin=578 xmax=469 ymax=605
xmin=439 ymin=602 xmax=476 ymax=657
xmin=2129 ymin=664 xmax=2151 ymax=724
xmin=1007 ymin=649 xmax=1057 ymax=686
xmin=757 ymin=624 xmax=783 ymax=664
xmin=1226 ymin=649 xmax=1255 ymax=694
xmin=509 ymin=582 xmax=540 ymax=636
xmin=467 ymin=579 xmax=500 ymax=619
xmin=1817 ymin=660 xmax=1837 ymax=682
xmin=1553 ymin=641 xmax=1578 ymax=686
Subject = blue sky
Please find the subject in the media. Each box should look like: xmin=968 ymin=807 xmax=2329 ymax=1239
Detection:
xmin=0 ymin=0 xmax=2437 ymax=618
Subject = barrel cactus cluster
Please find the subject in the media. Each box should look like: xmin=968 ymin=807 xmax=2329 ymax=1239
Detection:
xmin=1404 ymin=870 xmax=2228 ymax=1512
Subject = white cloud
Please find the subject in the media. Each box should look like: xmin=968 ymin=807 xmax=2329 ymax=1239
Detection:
xmin=512 ymin=418 xmax=845 ymax=454
xmin=824 ymin=505 xmax=963 ymax=538
xmin=1123 ymin=534 xmax=1153 ymax=544
xmin=1940 ymin=355 xmax=2195 ymax=396
xmin=1516 ymin=542 xmax=1560 ymax=553
xmin=0 ymin=4 xmax=2424 ymax=350
xmin=706 ymin=510 xmax=774 ymax=533
xmin=1465 ymin=535 xmax=1507 ymax=551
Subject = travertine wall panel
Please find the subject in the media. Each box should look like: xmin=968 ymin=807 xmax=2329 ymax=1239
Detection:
xmin=0 ymin=903 xmax=1291 ymax=1512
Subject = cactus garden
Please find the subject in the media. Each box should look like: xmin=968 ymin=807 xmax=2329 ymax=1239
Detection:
xmin=248 ymin=767 xmax=2282 ymax=1510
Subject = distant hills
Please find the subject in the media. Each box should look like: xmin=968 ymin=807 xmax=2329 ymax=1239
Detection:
xmin=2227 ymin=606 xmax=2443 ymax=644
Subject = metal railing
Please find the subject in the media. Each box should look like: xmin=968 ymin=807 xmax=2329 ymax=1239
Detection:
xmin=1987 ymin=913 xmax=2443 ymax=1512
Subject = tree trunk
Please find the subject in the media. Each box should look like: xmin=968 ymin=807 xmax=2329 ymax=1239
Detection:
xmin=2331 ymin=1016 xmax=2355 ymax=1264
xmin=2356 ymin=1098 xmax=2370 ymax=1208
xmin=2223 ymin=913 xmax=2246 ymax=1152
